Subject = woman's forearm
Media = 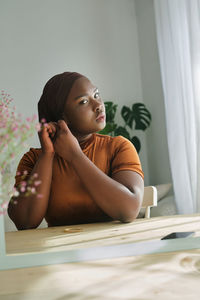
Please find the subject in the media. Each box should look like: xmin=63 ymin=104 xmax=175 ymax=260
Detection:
xmin=71 ymin=152 xmax=142 ymax=222
xmin=53 ymin=121 xmax=143 ymax=222
xmin=8 ymin=152 xmax=54 ymax=229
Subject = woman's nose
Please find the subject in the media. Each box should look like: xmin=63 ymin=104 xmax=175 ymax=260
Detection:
xmin=93 ymin=99 xmax=103 ymax=112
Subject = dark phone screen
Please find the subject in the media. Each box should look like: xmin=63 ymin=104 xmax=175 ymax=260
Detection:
xmin=161 ymin=231 xmax=195 ymax=240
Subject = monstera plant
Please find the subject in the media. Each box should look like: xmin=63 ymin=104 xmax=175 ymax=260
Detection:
xmin=99 ymin=101 xmax=151 ymax=153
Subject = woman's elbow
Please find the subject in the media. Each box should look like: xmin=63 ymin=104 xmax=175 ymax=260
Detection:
xmin=15 ymin=221 xmax=39 ymax=231
xmin=118 ymin=199 xmax=142 ymax=223
xmin=119 ymin=213 xmax=137 ymax=223
xmin=7 ymin=207 xmax=38 ymax=230
xmin=17 ymin=224 xmax=38 ymax=230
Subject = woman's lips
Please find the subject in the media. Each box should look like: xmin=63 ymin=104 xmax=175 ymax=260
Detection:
xmin=96 ymin=114 xmax=105 ymax=122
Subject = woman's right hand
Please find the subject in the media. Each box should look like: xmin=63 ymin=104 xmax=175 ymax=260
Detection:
xmin=38 ymin=122 xmax=57 ymax=153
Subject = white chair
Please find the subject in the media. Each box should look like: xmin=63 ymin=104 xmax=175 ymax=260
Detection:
xmin=141 ymin=186 xmax=158 ymax=218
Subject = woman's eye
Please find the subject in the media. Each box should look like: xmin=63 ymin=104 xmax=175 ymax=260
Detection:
xmin=94 ymin=92 xmax=100 ymax=99
xmin=80 ymin=99 xmax=88 ymax=104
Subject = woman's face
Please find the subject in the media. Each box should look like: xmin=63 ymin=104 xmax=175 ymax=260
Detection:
xmin=63 ymin=76 xmax=106 ymax=137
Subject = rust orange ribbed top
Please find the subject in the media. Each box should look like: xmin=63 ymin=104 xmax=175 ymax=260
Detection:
xmin=15 ymin=133 xmax=144 ymax=226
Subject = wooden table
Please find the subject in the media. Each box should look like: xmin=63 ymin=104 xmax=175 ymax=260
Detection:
xmin=0 ymin=214 xmax=200 ymax=299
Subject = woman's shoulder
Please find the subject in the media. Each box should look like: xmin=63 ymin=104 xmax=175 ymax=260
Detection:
xmin=21 ymin=147 xmax=42 ymax=163
xmin=95 ymin=133 xmax=132 ymax=147
xmin=26 ymin=147 xmax=42 ymax=155
xmin=95 ymin=134 xmax=139 ymax=159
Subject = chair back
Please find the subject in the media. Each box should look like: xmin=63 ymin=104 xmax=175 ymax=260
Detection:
xmin=142 ymin=186 xmax=157 ymax=218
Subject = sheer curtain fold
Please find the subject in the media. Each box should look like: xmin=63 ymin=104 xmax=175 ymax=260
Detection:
xmin=154 ymin=0 xmax=200 ymax=213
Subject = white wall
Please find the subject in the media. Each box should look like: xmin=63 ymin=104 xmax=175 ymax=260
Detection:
xmin=135 ymin=0 xmax=172 ymax=185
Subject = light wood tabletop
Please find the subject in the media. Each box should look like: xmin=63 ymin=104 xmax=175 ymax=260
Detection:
xmin=5 ymin=213 xmax=200 ymax=254
xmin=1 ymin=214 xmax=200 ymax=299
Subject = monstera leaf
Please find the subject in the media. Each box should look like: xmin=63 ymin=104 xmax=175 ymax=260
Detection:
xmin=131 ymin=136 xmax=141 ymax=153
xmin=114 ymin=126 xmax=130 ymax=140
xmin=114 ymin=128 xmax=141 ymax=152
xmin=121 ymin=103 xmax=151 ymax=130
xmin=99 ymin=100 xmax=151 ymax=153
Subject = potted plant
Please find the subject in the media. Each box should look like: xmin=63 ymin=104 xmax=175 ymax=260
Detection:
xmin=99 ymin=101 xmax=151 ymax=152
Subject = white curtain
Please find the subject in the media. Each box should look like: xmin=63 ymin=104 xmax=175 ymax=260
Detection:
xmin=154 ymin=0 xmax=200 ymax=214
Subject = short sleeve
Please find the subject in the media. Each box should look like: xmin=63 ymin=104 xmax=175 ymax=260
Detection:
xmin=14 ymin=148 xmax=41 ymax=187
xmin=111 ymin=136 xmax=144 ymax=179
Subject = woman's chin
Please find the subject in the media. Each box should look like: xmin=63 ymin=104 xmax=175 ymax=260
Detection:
xmin=97 ymin=122 xmax=106 ymax=131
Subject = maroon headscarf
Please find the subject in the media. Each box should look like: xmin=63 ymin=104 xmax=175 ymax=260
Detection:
xmin=38 ymin=72 xmax=84 ymax=122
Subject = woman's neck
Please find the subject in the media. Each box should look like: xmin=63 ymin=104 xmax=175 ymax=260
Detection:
xmin=71 ymin=131 xmax=93 ymax=144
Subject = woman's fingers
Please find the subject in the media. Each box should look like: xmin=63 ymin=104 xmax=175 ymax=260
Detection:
xmin=38 ymin=122 xmax=57 ymax=142
xmin=46 ymin=122 xmax=56 ymax=132
xmin=38 ymin=122 xmax=56 ymax=153
xmin=46 ymin=122 xmax=58 ymax=138
xmin=57 ymin=120 xmax=69 ymax=133
xmin=50 ymin=122 xmax=58 ymax=132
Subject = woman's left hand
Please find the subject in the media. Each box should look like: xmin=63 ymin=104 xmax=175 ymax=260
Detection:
xmin=53 ymin=120 xmax=82 ymax=162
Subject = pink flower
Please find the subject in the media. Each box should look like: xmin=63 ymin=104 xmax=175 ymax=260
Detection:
xmin=36 ymin=123 xmax=41 ymax=132
xmin=13 ymin=189 xmax=19 ymax=197
xmin=20 ymin=186 xmax=26 ymax=192
xmin=31 ymin=187 xmax=36 ymax=193
xmin=34 ymin=180 xmax=41 ymax=186
xmin=1 ymin=202 xmax=8 ymax=209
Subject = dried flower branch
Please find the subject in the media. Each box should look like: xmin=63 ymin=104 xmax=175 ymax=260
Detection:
xmin=0 ymin=91 xmax=41 ymax=215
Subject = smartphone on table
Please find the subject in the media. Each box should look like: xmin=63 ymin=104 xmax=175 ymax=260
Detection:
xmin=161 ymin=231 xmax=195 ymax=240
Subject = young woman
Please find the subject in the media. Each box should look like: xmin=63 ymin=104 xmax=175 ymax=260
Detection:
xmin=8 ymin=72 xmax=144 ymax=230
